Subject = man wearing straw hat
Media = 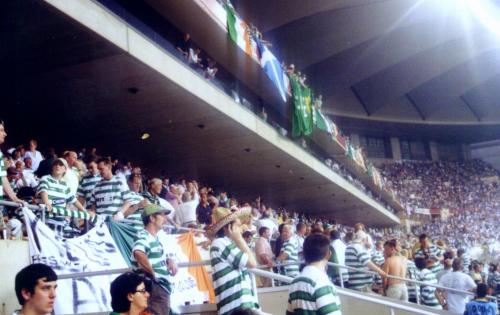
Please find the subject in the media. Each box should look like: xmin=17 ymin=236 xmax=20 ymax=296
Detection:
xmin=207 ymin=206 xmax=261 ymax=315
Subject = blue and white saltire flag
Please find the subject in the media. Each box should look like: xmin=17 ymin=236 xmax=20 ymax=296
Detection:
xmin=256 ymin=38 xmax=287 ymax=102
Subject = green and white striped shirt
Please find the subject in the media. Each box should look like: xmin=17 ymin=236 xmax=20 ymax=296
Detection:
xmin=415 ymin=245 xmax=443 ymax=275
xmin=143 ymin=190 xmax=160 ymax=205
xmin=371 ymin=249 xmax=384 ymax=285
xmin=418 ymin=268 xmax=442 ymax=308
xmin=406 ymin=260 xmax=420 ymax=301
xmin=281 ymin=238 xmax=300 ymax=278
xmin=0 ymin=150 xmax=6 ymax=198
xmin=287 ymin=265 xmax=342 ymax=315
xmin=132 ymin=229 xmax=172 ymax=294
xmin=76 ymin=173 xmax=101 ymax=206
xmin=210 ymin=236 xmax=259 ymax=315
xmin=89 ymin=175 xmax=131 ymax=218
xmin=37 ymin=175 xmax=76 ymax=224
xmin=125 ymin=191 xmax=145 ymax=231
xmin=345 ymin=243 xmax=372 ymax=290
xmin=461 ymin=253 xmax=471 ymax=273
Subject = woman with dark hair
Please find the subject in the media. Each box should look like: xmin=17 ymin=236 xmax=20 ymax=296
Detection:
xmin=110 ymin=272 xmax=150 ymax=315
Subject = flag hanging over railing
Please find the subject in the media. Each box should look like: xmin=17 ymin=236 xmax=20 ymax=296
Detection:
xmin=313 ymin=106 xmax=333 ymax=134
xmin=23 ymin=207 xmax=215 ymax=314
xmin=107 ymin=221 xmax=215 ymax=310
xmin=367 ymin=163 xmax=384 ymax=189
xmin=291 ymin=75 xmax=313 ymax=137
xmin=224 ymin=2 xmax=257 ymax=59
xmin=255 ymin=38 xmax=287 ymax=102
xmin=354 ymin=147 xmax=366 ymax=170
xmin=23 ymin=207 xmax=128 ymax=315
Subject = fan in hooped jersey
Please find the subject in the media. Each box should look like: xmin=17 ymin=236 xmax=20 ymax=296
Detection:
xmin=207 ymin=206 xmax=266 ymax=315
xmin=287 ymin=233 xmax=342 ymax=315
xmin=89 ymin=157 xmax=134 ymax=220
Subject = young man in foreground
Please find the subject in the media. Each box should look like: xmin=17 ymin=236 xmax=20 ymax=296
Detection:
xmin=14 ymin=263 xmax=58 ymax=315
xmin=287 ymin=233 xmax=342 ymax=315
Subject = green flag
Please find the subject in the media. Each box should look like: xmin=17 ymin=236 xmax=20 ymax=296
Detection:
xmin=290 ymin=74 xmax=315 ymax=137
xmin=290 ymin=74 xmax=305 ymax=137
xmin=301 ymin=86 xmax=313 ymax=136
xmin=313 ymin=103 xmax=333 ymax=134
xmin=224 ymin=2 xmax=238 ymax=43
xmin=107 ymin=219 xmax=138 ymax=266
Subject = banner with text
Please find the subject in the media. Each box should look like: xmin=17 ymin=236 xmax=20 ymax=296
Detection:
xmin=23 ymin=208 xmax=127 ymax=314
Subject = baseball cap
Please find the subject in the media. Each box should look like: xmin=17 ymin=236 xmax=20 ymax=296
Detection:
xmin=141 ymin=204 xmax=171 ymax=218
xmin=52 ymin=158 xmax=68 ymax=169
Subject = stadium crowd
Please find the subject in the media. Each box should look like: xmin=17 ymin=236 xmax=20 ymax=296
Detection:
xmin=380 ymin=160 xmax=500 ymax=249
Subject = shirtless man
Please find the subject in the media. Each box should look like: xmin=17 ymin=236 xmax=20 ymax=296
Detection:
xmin=383 ymin=239 xmax=408 ymax=301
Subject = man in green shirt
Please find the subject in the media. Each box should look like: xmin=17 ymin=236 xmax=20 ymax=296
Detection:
xmin=132 ymin=204 xmax=176 ymax=315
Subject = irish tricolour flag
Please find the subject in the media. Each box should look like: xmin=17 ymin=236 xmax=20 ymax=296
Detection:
xmin=225 ymin=2 xmax=254 ymax=57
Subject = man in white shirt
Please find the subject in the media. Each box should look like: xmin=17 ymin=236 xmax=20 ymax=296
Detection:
xmin=438 ymin=258 xmax=476 ymax=314
xmin=24 ymin=139 xmax=43 ymax=172
xmin=331 ymin=229 xmax=349 ymax=285
xmin=294 ymin=222 xmax=306 ymax=257
xmin=255 ymin=226 xmax=274 ymax=287
xmin=15 ymin=160 xmax=38 ymax=188
xmin=6 ymin=213 xmax=23 ymax=239
xmin=436 ymin=257 xmax=453 ymax=282
xmin=257 ymin=210 xmax=278 ymax=237
xmin=63 ymin=151 xmax=79 ymax=196
xmin=23 ymin=157 xmax=36 ymax=173
xmin=174 ymin=192 xmax=198 ymax=227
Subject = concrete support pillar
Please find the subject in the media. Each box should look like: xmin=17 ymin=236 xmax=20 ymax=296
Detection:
xmin=390 ymin=137 xmax=401 ymax=160
xmin=350 ymin=134 xmax=360 ymax=147
xmin=461 ymin=144 xmax=471 ymax=160
xmin=429 ymin=141 xmax=439 ymax=161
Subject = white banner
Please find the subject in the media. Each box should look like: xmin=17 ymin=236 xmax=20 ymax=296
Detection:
xmin=23 ymin=208 xmax=128 ymax=315
xmin=158 ymin=231 xmax=211 ymax=312
xmin=415 ymin=207 xmax=431 ymax=215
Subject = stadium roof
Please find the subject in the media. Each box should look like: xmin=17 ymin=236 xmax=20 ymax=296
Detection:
xmin=233 ymin=0 xmax=500 ymax=142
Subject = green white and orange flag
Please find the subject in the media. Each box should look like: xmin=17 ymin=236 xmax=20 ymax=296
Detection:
xmin=225 ymin=2 xmax=254 ymax=57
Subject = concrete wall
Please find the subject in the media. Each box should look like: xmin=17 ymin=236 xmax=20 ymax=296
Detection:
xmin=372 ymin=136 xmax=471 ymax=162
xmin=391 ymin=137 xmax=402 ymax=160
xmin=180 ymin=286 xmax=450 ymax=315
xmin=429 ymin=141 xmax=439 ymax=161
xmin=0 ymin=241 xmax=30 ymax=314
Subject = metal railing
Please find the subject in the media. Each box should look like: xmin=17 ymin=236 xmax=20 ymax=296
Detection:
xmin=2 ymin=200 xmax=497 ymax=308
xmin=0 ymin=200 xmax=205 ymax=234
xmin=54 ymin=264 xmax=448 ymax=315
xmin=328 ymin=260 xmax=498 ymax=304
xmin=53 ymin=259 xmax=497 ymax=307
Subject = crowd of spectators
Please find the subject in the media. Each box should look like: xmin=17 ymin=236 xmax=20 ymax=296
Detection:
xmin=380 ymin=160 xmax=499 ymax=211
xmin=2 ymin=126 xmax=500 ymax=313
xmin=380 ymin=160 xmax=500 ymax=249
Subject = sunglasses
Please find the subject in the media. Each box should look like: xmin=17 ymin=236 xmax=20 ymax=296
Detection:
xmin=134 ymin=289 xmax=148 ymax=294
